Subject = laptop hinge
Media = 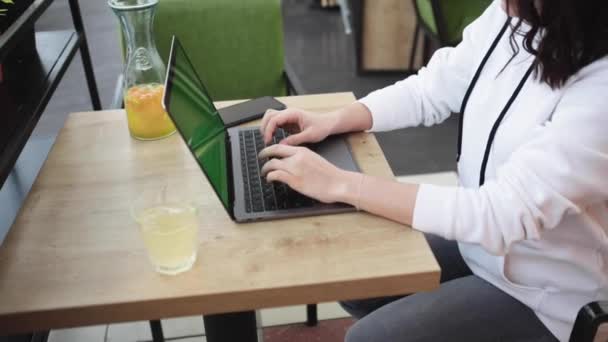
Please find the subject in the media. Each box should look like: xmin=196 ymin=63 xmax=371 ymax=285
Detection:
xmin=225 ymin=130 xmax=236 ymax=219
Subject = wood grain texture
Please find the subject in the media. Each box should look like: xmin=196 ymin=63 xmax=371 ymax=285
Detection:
xmin=0 ymin=92 xmax=439 ymax=334
xmin=362 ymin=0 xmax=421 ymax=70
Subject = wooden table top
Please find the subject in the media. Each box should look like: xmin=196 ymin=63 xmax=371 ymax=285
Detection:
xmin=0 ymin=92 xmax=440 ymax=334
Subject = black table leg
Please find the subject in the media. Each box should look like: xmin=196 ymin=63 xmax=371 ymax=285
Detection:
xmin=149 ymin=320 xmax=165 ymax=342
xmin=204 ymin=311 xmax=258 ymax=342
xmin=306 ymin=304 xmax=318 ymax=326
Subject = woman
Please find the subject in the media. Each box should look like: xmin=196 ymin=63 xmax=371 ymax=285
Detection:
xmin=258 ymin=0 xmax=608 ymax=340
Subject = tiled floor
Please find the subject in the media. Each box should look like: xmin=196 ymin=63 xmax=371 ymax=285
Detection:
xmin=106 ymin=321 xmax=153 ymax=341
xmin=47 ymin=302 xmax=349 ymax=342
xmin=260 ymin=302 xmax=350 ymax=328
xmin=47 ymin=326 xmax=107 ymax=342
xmin=264 ymin=318 xmax=354 ymax=342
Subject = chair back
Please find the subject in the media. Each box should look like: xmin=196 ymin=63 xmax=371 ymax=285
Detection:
xmin=414 ymin=0 xmax=492 ymax=46
xmin=153 ymin=0 xmax=287 ymax=101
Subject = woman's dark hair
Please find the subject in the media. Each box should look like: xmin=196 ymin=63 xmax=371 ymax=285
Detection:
xmin=504 ymin=0 xmax=608 ymax=89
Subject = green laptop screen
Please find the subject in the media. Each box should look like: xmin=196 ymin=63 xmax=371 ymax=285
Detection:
xmin=165 ymin=39 xmax=230 ymax=210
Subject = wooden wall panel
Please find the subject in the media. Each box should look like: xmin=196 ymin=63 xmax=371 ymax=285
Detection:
xmin=361 ymin=0 xmax=421 ymax=71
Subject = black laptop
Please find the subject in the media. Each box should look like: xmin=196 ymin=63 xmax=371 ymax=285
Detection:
xmin=162 ymin=36 xmax=359 ymax=222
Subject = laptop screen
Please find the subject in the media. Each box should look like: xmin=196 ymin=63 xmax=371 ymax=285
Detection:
xmin=164 ymin=37 xmax=231 ymax=211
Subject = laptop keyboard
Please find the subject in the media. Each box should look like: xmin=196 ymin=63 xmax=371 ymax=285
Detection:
xmin=239 ymin=128 xmax=317 ymax=213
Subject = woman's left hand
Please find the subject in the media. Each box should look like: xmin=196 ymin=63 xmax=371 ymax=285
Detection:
xmin=258 ymin=144 xmax=355 ymax=204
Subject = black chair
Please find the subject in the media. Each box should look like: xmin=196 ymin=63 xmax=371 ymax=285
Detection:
xmin=570 ymin=301 xmax=608 ymax=342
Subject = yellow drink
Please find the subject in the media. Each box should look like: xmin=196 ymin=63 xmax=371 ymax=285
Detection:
xmin=125 ymin=83 xmax=176 ymax=140
xmin=136 ymin=205 xmax=198 ymax=275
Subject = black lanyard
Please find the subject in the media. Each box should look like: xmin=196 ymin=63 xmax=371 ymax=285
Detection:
xmin=457 ymin=17 xmax=536 ymax=186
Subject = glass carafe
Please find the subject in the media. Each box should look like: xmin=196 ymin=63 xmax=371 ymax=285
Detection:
xmin=109 ymin=0 xmax=175 ymax=140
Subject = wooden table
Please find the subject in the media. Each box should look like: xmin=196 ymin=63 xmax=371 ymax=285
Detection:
xmin=0 ymin=93 xmax=440 ymax=340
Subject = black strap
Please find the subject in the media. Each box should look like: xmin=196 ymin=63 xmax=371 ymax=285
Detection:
xmin=457 ymin=18 xmax=512 ymax=162
xmin=478 ymin=63 xmax=534 ymax=185
xmin=456 ymin=17 xmax=535 ymax=186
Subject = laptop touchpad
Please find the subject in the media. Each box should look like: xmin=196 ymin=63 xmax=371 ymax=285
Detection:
xmin=311 ymin=136 xmax=360 ymax=172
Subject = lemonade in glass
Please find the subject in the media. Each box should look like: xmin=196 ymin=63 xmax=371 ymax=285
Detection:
xmin=132 ymin=187 xmax=199 ymax=275
xmin=125 ymin=83 xmax=176 ymax=140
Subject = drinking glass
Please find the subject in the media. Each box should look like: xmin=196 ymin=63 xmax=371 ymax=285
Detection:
xmin=132 ymin=186 xmax=199 ymax=275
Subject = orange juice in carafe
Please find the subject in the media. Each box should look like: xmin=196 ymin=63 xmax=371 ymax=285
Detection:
xmin=124 ymin=83 xmax=175 ymax=140
xmin=110 ymin=0 xmax=171 ymax=140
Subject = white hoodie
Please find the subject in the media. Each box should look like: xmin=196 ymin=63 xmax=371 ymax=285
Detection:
xmin=359 ymin=1 xmax=608 ymax=340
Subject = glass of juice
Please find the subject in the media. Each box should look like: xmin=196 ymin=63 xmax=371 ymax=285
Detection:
xmin=131 ymin=186 xmax=199 ymax=275
xmin=125 ymin=83 xmax=176 ymax=140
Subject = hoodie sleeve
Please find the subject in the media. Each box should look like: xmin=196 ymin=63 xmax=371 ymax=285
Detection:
xmin=412 ymin=62 xmax=608 ymax=255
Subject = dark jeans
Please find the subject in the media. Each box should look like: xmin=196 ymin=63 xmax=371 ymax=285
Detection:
xmin=340 ymin=234 xmax=558 ymax=342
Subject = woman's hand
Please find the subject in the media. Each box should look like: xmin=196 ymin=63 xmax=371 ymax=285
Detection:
xmin=260 ymin=108 xmax=338 ymax=146
xmin=260 ymin=102 xmax=375 ymax=145
xmin=258 ymin=144 xmax=358 ymax=204
xmin=259 ymin=136 xmax=419 ymax=226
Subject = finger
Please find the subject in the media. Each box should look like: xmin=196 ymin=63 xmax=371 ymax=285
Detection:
xmin=258 ymin=144 xmax=300 ymax=160
xmin=280 ymin=128 xmax=313 ymax=146
xmin=260 ymin=109 xmax=278 ymax=135
xmin=266 ymin=170 xmax=296 ymax=186
xmin=264 ymin=112 xmax=300 ymax=144
xmin=260 ymin=158 xmax=285 ymax=177
xmin=264 ymin=112 xmax=291 ymax=144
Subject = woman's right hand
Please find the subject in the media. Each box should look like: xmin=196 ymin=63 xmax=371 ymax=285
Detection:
xmin=260 ymin=108 xmax=337 ymax=146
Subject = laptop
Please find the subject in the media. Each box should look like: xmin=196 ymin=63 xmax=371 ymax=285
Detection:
xmin=162 ymin=36 xmax=360 ymax=222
